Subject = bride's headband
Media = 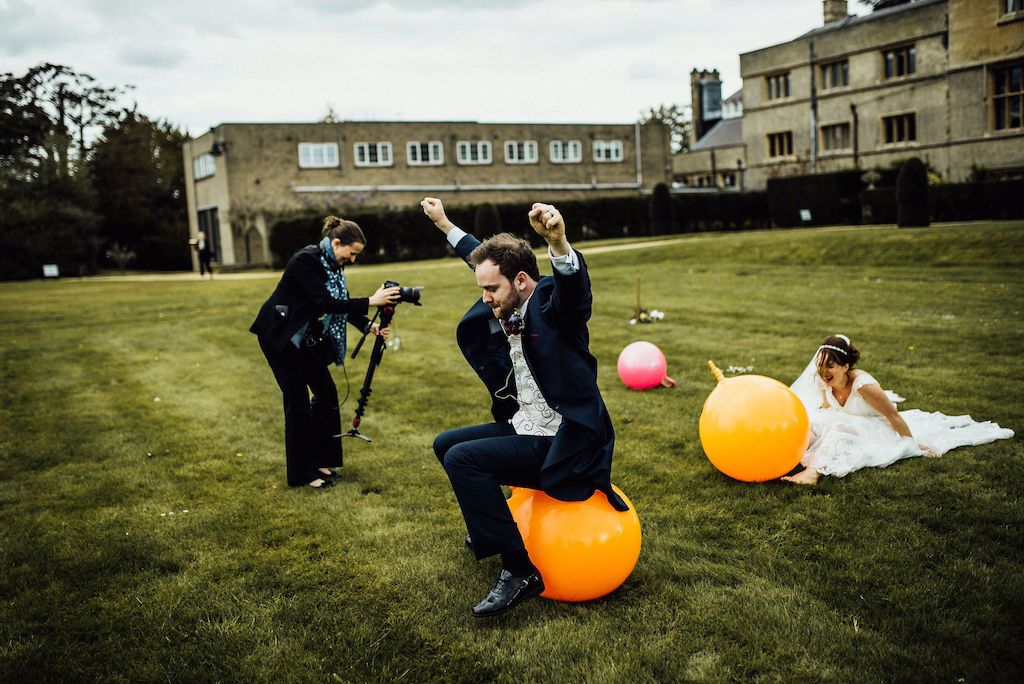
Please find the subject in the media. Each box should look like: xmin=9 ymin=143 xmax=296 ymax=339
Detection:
xmin=817 ymin=334 xmax=851 ymax=357
xmin=818 ymin=344 xmax=847 ymax=356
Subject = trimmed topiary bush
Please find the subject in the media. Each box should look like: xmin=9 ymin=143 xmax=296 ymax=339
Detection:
xmin=649 ymin=183 xmax=673 ymax=234
xmin=897 ymin=157 xmax=929 ymax=227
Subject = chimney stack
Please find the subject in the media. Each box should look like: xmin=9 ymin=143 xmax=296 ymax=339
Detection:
xmin=689 ymin=68 xmax=722 ymax=147
xmin=823 ymin=0 xmax=848 ymax=23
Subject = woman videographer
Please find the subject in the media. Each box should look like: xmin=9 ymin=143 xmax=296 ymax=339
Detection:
xmin=250 ymin=216 xmax=400 ymax=489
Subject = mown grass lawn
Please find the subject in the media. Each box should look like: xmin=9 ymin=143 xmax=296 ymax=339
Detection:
xmin=1 ymin=221 xmax=1021 ymax=683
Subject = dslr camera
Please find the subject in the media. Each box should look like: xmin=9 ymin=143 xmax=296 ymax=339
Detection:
xmin=384 ymin=280 xmax=422 ymax=306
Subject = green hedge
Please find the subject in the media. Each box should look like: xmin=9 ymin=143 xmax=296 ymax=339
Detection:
xmin=672 ymin=192 xmax=771 ymax=232
xmin=267 ymin=192 xmax=774 ymax=266
xmin=860 ymin=188 xmax=897 ymax=224
xmin=766 ymin=171 xmax=864 ymax=227
xmin=861 ymin=180 xmax=1024 ymax=225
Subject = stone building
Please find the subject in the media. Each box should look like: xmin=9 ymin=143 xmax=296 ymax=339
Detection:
xmin=738 ymin=0 xmax=1024 ymax=190
xmin=182 ymin=120 xmax=671 ymax=268
xmin=673 ymin=80 xmax=745 ymax=190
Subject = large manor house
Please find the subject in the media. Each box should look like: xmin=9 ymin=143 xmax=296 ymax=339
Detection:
xmin=185 ymin=0 xmax=1024 ymax=267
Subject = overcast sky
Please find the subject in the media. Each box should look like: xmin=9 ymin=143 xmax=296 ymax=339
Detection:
xmin=2 ymin=0 xmax=869 ymax=138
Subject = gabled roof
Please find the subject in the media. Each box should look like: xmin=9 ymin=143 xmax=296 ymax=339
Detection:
xmin=798 ymin=0 xmax=945 ymax=39
xmin=691 ymin=118 xmax=743 ymax=151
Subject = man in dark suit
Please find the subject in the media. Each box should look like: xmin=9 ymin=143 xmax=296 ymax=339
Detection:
xmin=420 ymin=197 xmax=629 ymax=618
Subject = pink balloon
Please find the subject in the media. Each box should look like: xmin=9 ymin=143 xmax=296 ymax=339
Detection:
xmin=617 ymin=341 xmax=668 ymax=390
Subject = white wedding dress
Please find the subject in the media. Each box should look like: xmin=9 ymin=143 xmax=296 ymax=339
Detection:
xmin=790 ymin=366 xmax=1014 ymax=478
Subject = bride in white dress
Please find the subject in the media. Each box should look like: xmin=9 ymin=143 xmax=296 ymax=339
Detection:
xmin=781 ymin=334 xmax=1014 ymax=485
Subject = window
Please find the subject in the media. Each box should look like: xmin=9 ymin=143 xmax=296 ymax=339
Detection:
xmin=993 ymin=62 xmax=1023 ymax=131
xmin=767 ymin=131 xmax=794 ymax=158
xmin=766 ymin=72 xmax=790 ymax=100
xmin=456 ymin=140 xmax=492 ymax=165
xmin=593 ymin=140 xmax=624 ymax=162
xmin=883 ymin=45 xmax=916 ymax=79
xmin=354 ymin=142 xmax=392 ymax=167
xmin=882 ymin=113 xmax=917 ymax=144
xmin=821 ymin=122 xmax=851 ymax=151
xmin=821 ymin=60 xmax=849 ymax=89
xmin=298 ymin=142 xmax=339 ymax=169
xmin=406 ymin=141 xmax=444 ymax=166
xmin=549 ymin=139 xmax=582 ymax=163
xmin=193 ymin=154 xmax=215 ymax=179
xmin=504 ymin=140 xmax=538 ymax=164
xmin=1004 ymin=0 xmax=1022 ymax=14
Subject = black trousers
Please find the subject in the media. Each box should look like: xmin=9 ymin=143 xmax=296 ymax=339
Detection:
xmin=433 ymin=423 xmax=552 ymax=560
xmin=259 ymin=337 xmax=343 ymax=486
xmin=198 ymin=251 xmax=213 ymax=276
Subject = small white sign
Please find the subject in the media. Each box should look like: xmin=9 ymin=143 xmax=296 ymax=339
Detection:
xmin=799 ymin=209 xmax=812 ymax=222
xmin=42 ymin=264 xmax=59 ymax=278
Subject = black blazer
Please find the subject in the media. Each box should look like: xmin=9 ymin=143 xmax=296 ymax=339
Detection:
xmin=453 ymin=232 xmax=628 ymax=511
xmin=250 ymin=244 xmax=371 ymax=353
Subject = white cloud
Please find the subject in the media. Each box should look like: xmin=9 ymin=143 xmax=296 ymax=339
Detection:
xmin=2 ymin=0 xmax=835 ymax=135
xmin=117 ymin=43 xmax=186 ymax=69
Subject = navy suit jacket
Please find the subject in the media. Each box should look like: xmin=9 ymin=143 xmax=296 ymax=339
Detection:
xmin=453 ymin=233 xmax=628 ymax=511
xmin=249 ymin=244 xmax=371 ymax=353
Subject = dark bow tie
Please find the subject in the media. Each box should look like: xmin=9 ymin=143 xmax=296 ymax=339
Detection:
xmin=502 ymin=311 xmax=524 ymax=336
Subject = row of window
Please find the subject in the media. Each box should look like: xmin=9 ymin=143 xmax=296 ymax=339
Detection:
xmin=765 ymin=44 xmax=917 ymax=101
xmin=297 ymin=139 xmax=624 ymax=169
xmin=678 ymin=172 xmax=738 ymax=189
xmin=766 ymin=112 xmax=919 ymax=159
xmin=763 ymin=60 xmax=1020 ymax=134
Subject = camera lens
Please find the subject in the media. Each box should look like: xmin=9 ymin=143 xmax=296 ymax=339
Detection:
xmin=399 ymin=286 xmax=421 ymax=305
xmin=383 ymin=280 xmax=422 ymax=305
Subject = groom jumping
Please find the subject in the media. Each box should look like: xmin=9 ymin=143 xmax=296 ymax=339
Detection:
xmin=421 ymin=197 xmax=629 ymax=618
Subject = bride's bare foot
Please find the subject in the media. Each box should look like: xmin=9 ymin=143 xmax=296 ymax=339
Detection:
xmin=781 ymin=467 xmax=820 ymax=486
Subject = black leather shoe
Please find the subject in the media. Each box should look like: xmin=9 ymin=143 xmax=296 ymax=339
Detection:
xmin=471 ymin=569 xmax=544 ymax=618
xmin=465 ymin=535 xmax=474 ymax=552
xmin=308 ymin=478 xmax=335 ymax=489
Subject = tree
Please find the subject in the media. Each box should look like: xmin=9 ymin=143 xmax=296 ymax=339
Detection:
xmin=0 ymin=64 xmax=154 ymax=279
xmin=90 ymin=111 xmax=190 ymax=269
xmin=1 ymin=64 xmax=130 ymax=182
xmin=320 ymin=104 xmax=341 ymax=123
xmin=0 ymin=72 xmax=50 ymax=182
xmin=640 ymin=104 xmax=692 ymax=154
xmin=0 ymin=174 xmax=100 ymax=279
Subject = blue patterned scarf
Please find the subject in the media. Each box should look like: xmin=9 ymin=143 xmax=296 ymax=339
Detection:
xmin=318 ymin=237 xmax=348 ymax=365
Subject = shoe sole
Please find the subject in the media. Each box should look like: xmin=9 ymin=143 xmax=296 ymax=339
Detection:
xmin=471 ymin=583 xmax=545 ymax=619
